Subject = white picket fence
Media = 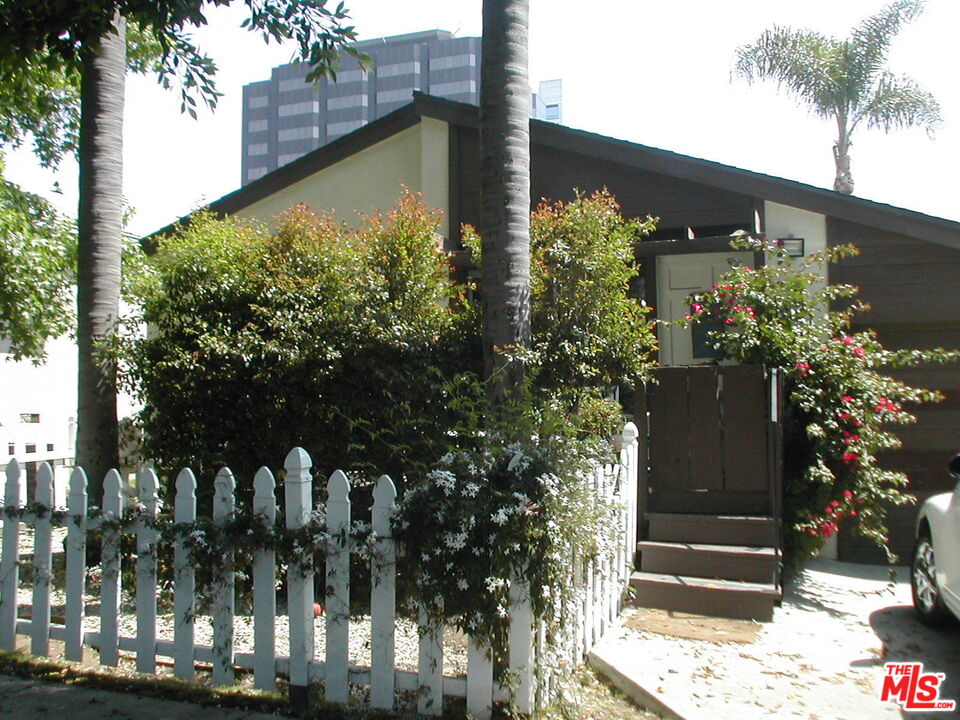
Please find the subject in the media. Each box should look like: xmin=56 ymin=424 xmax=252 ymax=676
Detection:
xmin=0 ymin=423 xmax=639 ymax=718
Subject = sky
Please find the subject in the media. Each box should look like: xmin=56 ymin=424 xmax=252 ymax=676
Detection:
xmin=5 ymin=0 xmax=960 ymax=238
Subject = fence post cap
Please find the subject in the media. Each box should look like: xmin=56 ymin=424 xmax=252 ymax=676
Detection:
xmin=284 ymin=447 xmax=312 ymax=477
xmin=138 ymin=468 xmax=159 ymax=496
xmin=253 ymin=466 xmax=275 ymax=495
xmin=175 ymin=467 xmax=197 ymax=495
xmin=104 ymin=468 xmax=123 ymax=495
xmin=621 ymin=422 xmax=640 ymax=443
xmin=5 ymin=458 xmax=19 ymax=482
xmin=372 ymin=475 xmax=397 ymax=504
xmin=69 ymin=466 xmax=88 ymax=495
xmin=215 ymin=467 xmax=236 ymax=494
xmin=327 ymin=469 xmax=350 ymax=500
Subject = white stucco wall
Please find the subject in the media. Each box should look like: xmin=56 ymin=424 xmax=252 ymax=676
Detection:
xmin=0 ymin=333 xmax=77 ymax=471
xmin=236 ymin=118 xmax=450 ymax=238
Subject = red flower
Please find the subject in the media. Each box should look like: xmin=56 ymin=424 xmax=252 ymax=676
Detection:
xmin=841 ymin=395 xmax=853 ymax=403
xmin=724 ymin=317 xmax=734 ymax=325
xmin=795 ymin=361 xmax=811 ymax=377
xmin=842 ymin=452 xmax=859 ymax=464
xmin=843 ymin=490 xmax=854 ymax=500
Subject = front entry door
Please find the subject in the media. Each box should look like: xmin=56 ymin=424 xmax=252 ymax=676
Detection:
xmin=656 ymin=251 xmax=753 ymax=366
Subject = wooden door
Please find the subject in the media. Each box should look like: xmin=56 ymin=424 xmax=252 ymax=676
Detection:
xmin=642 ymin=365 xmax=781 ymax=516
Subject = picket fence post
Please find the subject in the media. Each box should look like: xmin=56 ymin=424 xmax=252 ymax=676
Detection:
xmin=0 ymin=460 xmax=22 ymax=651
xmin=325 ymin=469 xmax=351 ymax=704
xmin=417 ymin=600 xmax=444 ymax=716
xmin=174 ymin=468 xmax=197 ymax=679
xmin=370 ymin=475 xmax=397 ymax=709
xmin=136 ymin=468 xmax=159 ymax=673
xmin=30 ymin=462 xmax=54 ymax=657
xmin=508 ymin=577 xmax=535 ymax=714
xmin=284 ymin=448 xmax=314 ymax=708
xmin=212 ymin=468 xmax=236 ymax=685
xmin=252 ymin=466 xmax=277 ymax=691
xmin=64 ymin=467 xmax=88 ymax=662
xmin=467 ymin=637 xmax=494 ymax=720
xmin=99 ymin=469 xmax=124 ymax=666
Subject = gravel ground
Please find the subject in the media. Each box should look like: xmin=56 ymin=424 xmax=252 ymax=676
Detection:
xmin=7 ymin=523 xmax=469 ymax=678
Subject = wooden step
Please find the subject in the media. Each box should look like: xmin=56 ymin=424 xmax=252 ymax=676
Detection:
xmin=630 ymin=570 xmax=779 ymax=622
xmin=637 ymin=540 xmax=779 ymax=584
xmin=646 ymin=513 xmax=777 ymax=547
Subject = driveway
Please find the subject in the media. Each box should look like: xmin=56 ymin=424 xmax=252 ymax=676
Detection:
xmin=591 ymin=558 xmax=960 ymax=720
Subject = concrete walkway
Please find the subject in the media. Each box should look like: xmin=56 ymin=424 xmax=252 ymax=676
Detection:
xmin=590 ymin=558 xmax=960 ymax=720
xmin=0 ymin=674 xmax=284 ymax=720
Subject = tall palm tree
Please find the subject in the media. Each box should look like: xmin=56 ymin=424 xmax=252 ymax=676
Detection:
xmin=734 ymin=0 xmax=941 ymax=194
xmin=0 ymin=1 xmax=362 ymax=498
xmin=76 ymin=15 xmax=126 ymax=488
xmin=480 ymin=0 xmax=531 ymax=409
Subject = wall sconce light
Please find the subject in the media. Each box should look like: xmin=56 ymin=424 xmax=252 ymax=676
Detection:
xmin=777 ymin=237 xmax=805 ymax=257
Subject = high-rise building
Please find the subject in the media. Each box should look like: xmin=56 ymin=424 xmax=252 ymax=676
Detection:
xmin=241 ymin=30 xmax=561 ymax=185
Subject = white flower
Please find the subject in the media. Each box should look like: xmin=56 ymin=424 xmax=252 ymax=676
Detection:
xmin=457 ymin=578 xmax=468 ymax=590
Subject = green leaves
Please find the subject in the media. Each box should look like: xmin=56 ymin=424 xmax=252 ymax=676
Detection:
xmin=0 ymin=1 xmax=366 ymax=125
xmin=0 ymin=161 xmax=76 ymax=361
xmin=684 ymin=237 xmax=957 ymax=567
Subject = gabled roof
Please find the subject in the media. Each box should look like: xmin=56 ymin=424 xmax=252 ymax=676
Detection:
xmin=151 ymin=93 xmax=960 ymax=250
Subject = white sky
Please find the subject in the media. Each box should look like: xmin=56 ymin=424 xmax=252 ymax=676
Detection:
xmin=5 ymin=0 xmax=959 ymax=238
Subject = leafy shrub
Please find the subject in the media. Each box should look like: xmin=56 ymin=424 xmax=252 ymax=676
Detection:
xmin=123 ymin=191 xmax=480 ymax=511
xmin=463 ymin=188 xmax=658 ymax=393
xmin=123 ymin=189 xmax=656 ymax=513
xmin=684 ymin=237 xmax=959 ymax=566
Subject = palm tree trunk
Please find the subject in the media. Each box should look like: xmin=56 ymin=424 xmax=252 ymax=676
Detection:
xmin=480 ymin=0 xmax=531 ymax=411
xmin=833 ymin=120 xmax=854 ymax=194
xmin=77 ymin=15 xmax=126 ymax=496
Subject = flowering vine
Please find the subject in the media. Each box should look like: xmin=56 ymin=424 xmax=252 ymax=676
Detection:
xmin=682 ymin=236 xmax=959 ymax=566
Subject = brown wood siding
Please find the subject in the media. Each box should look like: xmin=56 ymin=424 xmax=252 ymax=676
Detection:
xmin=453 ymin=126 xmax=757 ymax=245
xmin=828 ymin=217 xmax=960 ymax=563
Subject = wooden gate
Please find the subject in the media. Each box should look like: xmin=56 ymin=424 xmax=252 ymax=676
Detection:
xmin=636 ymin=365 xmax=783 ymax=517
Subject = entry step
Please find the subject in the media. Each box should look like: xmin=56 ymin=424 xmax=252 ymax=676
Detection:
xmin=637 ymin=540 xmax=779 ymax=584
xmin=629 ymin=570 xmax=779 ymax=622
xmin=646 ymin=513 xmax=777 ymax=547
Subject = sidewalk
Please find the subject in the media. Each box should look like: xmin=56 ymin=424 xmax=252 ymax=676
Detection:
xmin=590 ymin=558 xmax=960 ymax=720
xmin=0 ymin=672 xmax=284 ymax=719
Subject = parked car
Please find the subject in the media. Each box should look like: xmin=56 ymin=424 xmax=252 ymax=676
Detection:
xmin=911 ymin=453 xmax=960 ymax=625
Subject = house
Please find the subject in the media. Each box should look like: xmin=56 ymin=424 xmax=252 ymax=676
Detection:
xmin=152 ymin=93 xmax=960 ymax=563
xmin=0 ymin=333 xmax=76 ymax=505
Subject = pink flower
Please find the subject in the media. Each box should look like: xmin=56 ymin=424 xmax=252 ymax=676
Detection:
xmin=842 ymin=336 xmax=854 ymax=346
xmin=853 ymin=347 xmax=864 ymax=358
xmin=795 ymin=361 xmax=811 ymax=377
xmin=724 ymin=317 xmax=734 ymax=325
xmin=843 ymin=490 xmax=854 ymax=500
xmin=841 ymin=395 xmax=853 ymax=404
xmin=691 ymin=302 xmax=703 ymax=315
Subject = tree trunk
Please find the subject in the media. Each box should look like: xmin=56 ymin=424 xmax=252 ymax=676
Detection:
xmin=833 ymin=124 xmax=854 ymax=194
xmin=480 ymin=0 xmax=531 ymax=411
xmin=76 ymin=15 xmax=125 ymax=496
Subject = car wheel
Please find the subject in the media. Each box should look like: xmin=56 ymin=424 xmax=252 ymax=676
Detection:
xmin=912 ymin=534 xmax=950 ymax=626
